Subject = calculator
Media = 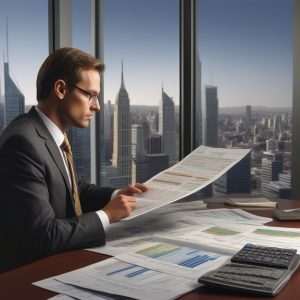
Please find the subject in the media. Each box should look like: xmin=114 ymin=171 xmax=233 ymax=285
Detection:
xmin=231 ymin=243 xmax=297 ymax=269
xmin=198 ymin=244 xmax=300 ymax=296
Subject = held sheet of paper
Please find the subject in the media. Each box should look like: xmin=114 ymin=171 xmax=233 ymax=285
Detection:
xmin=125 ymin=145 xmax=251 ymax=220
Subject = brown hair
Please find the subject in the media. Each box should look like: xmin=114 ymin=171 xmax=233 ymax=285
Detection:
xmin=36 ymin=47 xmax=105 ymax=101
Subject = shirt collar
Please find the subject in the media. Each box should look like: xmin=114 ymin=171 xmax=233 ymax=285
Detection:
xmin=35 ymin=106 xmax=65 ymax=148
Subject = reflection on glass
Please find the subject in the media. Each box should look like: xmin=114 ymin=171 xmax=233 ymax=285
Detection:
xmin=196 ymin=0 xmax=293 ymax=198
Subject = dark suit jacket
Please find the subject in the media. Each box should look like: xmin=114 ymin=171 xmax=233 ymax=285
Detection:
xmin=0 ymin=107 xmax=115 ymax=272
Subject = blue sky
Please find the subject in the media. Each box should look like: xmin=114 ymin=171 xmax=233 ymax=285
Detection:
xmin=198 ymin=0 xmax=293 ymax=107
xmin=0 ymin=0 xmax=293 ymax=107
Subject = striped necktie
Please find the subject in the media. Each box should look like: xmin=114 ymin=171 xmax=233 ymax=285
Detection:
xmin=61 ymin=136 xmax=83 ymax=216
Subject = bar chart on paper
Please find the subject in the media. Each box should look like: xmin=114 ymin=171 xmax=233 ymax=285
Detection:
xmin=137 ymin=244 xmax=218 ymax=268
xmin=116 ymin=242 xmax=230 ymax=279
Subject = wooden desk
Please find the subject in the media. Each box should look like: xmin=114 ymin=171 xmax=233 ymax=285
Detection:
xmin=1 ymin=199 xmax=300 ymax=300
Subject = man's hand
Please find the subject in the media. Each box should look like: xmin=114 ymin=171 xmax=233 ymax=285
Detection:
xmin=103 ymin=183 xmax=148 ymax=223
xmin=117 ymin=183 xmax=149 ymax=196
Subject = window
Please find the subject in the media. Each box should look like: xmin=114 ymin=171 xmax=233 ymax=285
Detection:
xmin=0 ymin=0 xmax=48 ymax=133
xmin=71 ymin=0 xmax=93 ymax=182
xmin=196 ymin=0 xmax=293 ymax=198
xmin=101 ymin=0 xmax=180 ymax=187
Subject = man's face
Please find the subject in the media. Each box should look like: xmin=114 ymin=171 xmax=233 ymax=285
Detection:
xmin=60 ymin=69 xmax=101 ymax=130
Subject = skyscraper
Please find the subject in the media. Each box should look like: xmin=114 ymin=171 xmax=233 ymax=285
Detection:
xmin=146 ymin=134 xmax=162 ymax=154
xmin=0 ymin=84 xmax=4 ymax=133
xmin=245 ymin=105 xmax=251 ymax=127
xmin=4 ymin=62 xmax=24 ymax=127
xmin=158 ymin=87 xmax=176 ymax=166
xmin=261 ymin=152 xmax=283 ymax=197
xmin=111 ymin=62 xmax=132 ymax=187
xmin=131 ymin=124 xmax=144 ymax=160
xmin=214 ymin=152 xmax=251 ymax=194
xmin=131 ymin=124 xmax=145 ymax=184
xmin=71 ymin=127 xmax=90 ymax=182
xmin=104 ymin=100 xmax=113 ymax=162
xmin=203 ymin=86 xmax=218 ymax=147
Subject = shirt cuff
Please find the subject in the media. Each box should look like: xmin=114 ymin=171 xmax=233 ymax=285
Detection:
xmin=110 ymin=189 xmax=120 ymax=200
xmin=96 ymin=210 xmax=110 ymax=232
xmin=95 ymin=190 xmax=119 ymax=233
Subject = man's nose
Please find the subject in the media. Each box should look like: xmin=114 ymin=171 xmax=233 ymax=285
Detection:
xmin=91 ymin=99 xmax=100 ymax=111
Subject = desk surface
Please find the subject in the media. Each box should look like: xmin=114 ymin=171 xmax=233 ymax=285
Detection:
xmin=2 ymin=199 xmax=300 ymax=300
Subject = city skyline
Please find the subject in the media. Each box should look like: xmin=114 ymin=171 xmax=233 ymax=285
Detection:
xmin=1 ymin=45 xmax=292 ymax=198
xmin=0 ymin=0 xmax=294 ymax=108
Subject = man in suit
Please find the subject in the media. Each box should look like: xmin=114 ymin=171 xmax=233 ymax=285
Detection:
xmin=0 ymin=47 xmax=148 ymax=272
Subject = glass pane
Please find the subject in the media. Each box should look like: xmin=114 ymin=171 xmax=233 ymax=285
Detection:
xmin=102 ymin=0 xmax=179 ymax=187
xmin=0 ymin=0 xmax=48 ymax=133
xmin=71 ymin=0 xmax=92 ymax=182
xmin=196 ymin=0 xmax=293 ymax=199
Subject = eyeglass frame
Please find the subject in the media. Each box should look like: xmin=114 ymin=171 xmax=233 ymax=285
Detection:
xmin=69 ymin=83 xmax=99 ymax=104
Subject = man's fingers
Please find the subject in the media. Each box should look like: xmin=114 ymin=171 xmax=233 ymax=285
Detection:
xmin=129 ymin=183 xmax=149 ymax=194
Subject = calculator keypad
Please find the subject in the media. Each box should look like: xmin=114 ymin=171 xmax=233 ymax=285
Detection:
xmin=231 ymin=243 xmax=297 ymax=269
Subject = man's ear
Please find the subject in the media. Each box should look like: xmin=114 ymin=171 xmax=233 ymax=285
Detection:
xmin=54 ymin=80 xmax=66 ymax=99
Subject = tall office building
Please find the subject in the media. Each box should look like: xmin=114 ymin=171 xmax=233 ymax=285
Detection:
xmin=203 ymin=86 xmax=218 ymax=147
xmin=147 ymin=114 xmax=158 ymax=133
xmin=133 ymin=154 xmax=169 ymax=184
xmin=261 ymin=152 xmax=283 ymax=197
xmin=104 ymin=100 xmax=113 ymax=162
xmin=132 ymin=124 xmax=145 ymax=184
xmin=214 ymin=152 xmax=251 ymax=194
xmin=71 ymin=127 xmax=90 ymax=182
xmin=4 ymin=62 xmax=24 ymax=127
xmin=111 ymin=63 xmax=132 ymax=187
xmin=245 ymin=105 xmax=251 ymax=127
xmin=0 ymin=92 xmax=4 ymax=134
xmin=158 ymin=87 xmax=176 ymax=166
xmin=131 ymin=124 xmax=144 ymax=160
xmin=262 ymin=172 xmax=291 ymax=199
xmin=146 ymin=134 xmax=162 ymax=154
xmin=195 ymin=53 xmax=202 ymax=146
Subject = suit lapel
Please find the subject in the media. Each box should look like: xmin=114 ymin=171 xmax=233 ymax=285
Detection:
xmin=27 ymin=107 xmax=73 ymax=196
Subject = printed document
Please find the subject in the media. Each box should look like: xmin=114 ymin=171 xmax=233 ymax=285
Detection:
xmin=124 ymin=145 xmax=251 ymax=220
xmin=155 ymin=223 xmax=300 ymax=254
xmin=51 ymin=258 xmax=199 ymax=300
xmin=37 ymin=240 xmax=229 ymax=300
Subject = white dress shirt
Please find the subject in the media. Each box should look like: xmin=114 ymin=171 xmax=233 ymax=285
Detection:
xmin=35 ymin=106 xmax=115 ymax=232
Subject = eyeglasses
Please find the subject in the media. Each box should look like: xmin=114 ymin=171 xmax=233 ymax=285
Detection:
xmin=70 ymin=84 xmax=99 ymax=104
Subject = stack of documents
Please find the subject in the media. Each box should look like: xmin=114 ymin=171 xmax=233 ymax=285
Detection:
xmin=34 ymin=146 xmax=300 ymax=299
xmin=34 ymin=207 xmax=284 ymax=300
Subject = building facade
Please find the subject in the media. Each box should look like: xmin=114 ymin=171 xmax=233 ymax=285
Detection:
xmin=4 ymin=62 xmax=24 ymax=127
xmin=111 ymin=63 xmax=132 ymax=187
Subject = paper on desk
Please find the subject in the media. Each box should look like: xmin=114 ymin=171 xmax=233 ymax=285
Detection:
xmin=115 ymin=241 xmax=230 ymax=279
xmin=155 ymin=222 xmax=300 ymax=254
xmin=185 ymin=208 xmax=273 ymax=225
xmin=34 ymin=277 xmax=125 ymax=300
xmin=124 ymin=145 xmax=250 ymax=220
xmin=48 ymin=294 xmax=76 ymax=300
xmin=88 ymin=208 xmax=272 ymax=256
xmin=52 ymin=258 xmax=199 ymax=300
